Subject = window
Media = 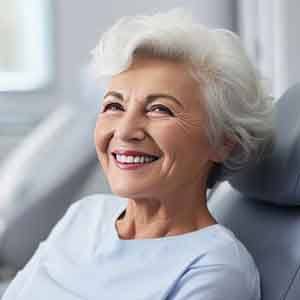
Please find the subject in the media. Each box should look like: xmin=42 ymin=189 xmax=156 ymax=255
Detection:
xmin=0 ymin=0 xmax=53 ymax=91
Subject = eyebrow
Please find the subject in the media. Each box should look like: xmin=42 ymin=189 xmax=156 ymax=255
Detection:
xmin=103 ymin=90 xmax=184 ymax=108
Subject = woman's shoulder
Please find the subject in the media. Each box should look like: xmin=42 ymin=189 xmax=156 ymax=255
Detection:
xmin=65 ymin=193 xmax=126 ymax=224
xmin=199 ymin=224 xmax=257 ymax=272
xmin=190 ymin=224 xmax=260 ymax=299
xmin=44 ymin=193 xmax=126 ymax=253
xmin=72 ymin=193 xmax=125 ymax=217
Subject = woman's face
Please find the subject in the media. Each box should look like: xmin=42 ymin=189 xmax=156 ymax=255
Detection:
xmin=94 ymin=56 xmax=221 ymax=199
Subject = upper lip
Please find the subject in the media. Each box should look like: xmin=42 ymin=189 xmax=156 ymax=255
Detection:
xmin=111 ymin=149 xmax=159 ymax=157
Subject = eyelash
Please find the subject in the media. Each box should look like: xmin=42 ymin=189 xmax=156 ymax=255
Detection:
xmin=101 ymin=102 xmax=123 ymax=112
xmin=101 ymin=102 xmax=174 ymax=116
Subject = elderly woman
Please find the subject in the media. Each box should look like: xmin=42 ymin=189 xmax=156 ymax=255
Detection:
xmin=3 ymin=9 xmax=273 ymax=300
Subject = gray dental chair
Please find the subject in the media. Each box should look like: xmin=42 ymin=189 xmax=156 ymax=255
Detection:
xmin=208 ymin=83 xmax=300 ymax=300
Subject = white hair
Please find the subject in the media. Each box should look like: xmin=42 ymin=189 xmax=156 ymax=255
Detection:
xmin=90 ymin=9 xmax=274 ymax=182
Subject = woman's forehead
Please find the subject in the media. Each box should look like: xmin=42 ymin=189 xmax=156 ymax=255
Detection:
xmin=107 ymin=57 xmax=203 ymax=105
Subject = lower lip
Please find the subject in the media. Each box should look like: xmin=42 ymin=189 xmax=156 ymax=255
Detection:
xmin=113 ymin=155 xmax=157 ymax=170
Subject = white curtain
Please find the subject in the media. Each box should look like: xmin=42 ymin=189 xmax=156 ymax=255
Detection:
xmin=238 ymin=0 xmax=299 ymax=99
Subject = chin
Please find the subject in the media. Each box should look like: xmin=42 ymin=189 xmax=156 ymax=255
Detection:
xmin=109 ymin=182 xmax=152 ymax=199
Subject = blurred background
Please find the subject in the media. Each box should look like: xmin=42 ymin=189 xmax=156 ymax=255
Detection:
xmin=0 ymin=0 xmax=299 ymax=295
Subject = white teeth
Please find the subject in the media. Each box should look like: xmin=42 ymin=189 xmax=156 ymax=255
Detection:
xmin=115 ymin=154 xmax=157 ymax=164
xmin=127 ymin=156 xmax=134 ymax=163
xmin=116 ymin=154 xmax=127 ymax=163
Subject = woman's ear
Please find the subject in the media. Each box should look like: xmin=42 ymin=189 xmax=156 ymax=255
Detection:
xmin=209 ymin=137 xmax=237 ymax=163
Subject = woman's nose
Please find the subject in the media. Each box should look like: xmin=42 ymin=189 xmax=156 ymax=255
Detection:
xmin=114 ymin=111 xmax=146 ymax=142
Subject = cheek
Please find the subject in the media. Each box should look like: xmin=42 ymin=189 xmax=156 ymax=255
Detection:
xmin=94 ymin=118 xmax=113 ymax=155
xmin=157 ymin=121 xmax=211 ymax=162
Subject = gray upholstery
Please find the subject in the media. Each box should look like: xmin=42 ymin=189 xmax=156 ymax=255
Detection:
xmin=208 ymin=83 xmax=300 ymax=300
xmin=0 ymin=69 xmax=107 ymax=270
xmin=230 ymin=84 xmax=300 ymax=206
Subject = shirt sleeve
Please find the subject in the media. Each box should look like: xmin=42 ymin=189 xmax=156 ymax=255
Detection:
xmin=166 ymin=263 xmax=260 ymax=300
xmin=2 ymin=200 xmax=83 ymax=300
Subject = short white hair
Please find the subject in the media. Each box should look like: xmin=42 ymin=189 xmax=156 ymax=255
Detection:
xmin=91 ymin=9 xmax=274 ymax=181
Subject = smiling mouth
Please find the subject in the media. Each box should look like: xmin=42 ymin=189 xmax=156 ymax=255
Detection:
xmin=112 ymin=152 xmax=160 ymax=165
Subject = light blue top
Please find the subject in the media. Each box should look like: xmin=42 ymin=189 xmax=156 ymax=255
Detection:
xmin=2 ymin=194 xmax=260 ymax=300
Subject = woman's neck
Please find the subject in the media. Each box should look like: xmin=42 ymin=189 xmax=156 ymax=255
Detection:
xmin=115 ymin=191 xmax=217 ymax=240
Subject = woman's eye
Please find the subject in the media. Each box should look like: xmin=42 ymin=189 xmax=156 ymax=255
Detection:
xmin=102 ymin=102 xmax=124 ymax=112
xmin=149 ymin=105 xmax=174 ymax=116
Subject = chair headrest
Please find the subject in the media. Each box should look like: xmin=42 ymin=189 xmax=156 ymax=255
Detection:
xmin=227 ymin=84 xmax=300 ymax=206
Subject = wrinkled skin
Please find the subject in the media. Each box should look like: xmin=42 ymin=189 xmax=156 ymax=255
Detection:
xmin=94 ymin=56 xmax=230 ymax=240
